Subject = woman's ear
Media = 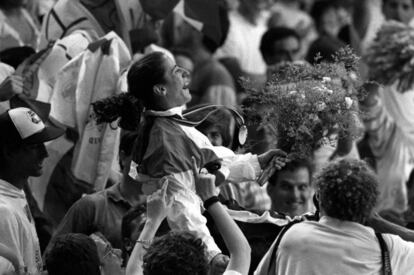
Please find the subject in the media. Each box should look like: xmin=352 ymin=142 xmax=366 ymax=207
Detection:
xmin=153 ymin=85 xmax=167 ymax=96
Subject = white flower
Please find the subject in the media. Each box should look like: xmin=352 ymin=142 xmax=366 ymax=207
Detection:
xmin=349 ymin=72 xmax=357 ymax=80
xmin=322 ymin=77 xmax=332 ymax=83
xmin=345 ymin=97 xmax=353 ymax=109
xmin=325 ymin=89 xmax=333 ymax=94
xmin=316 ymin=101 xmax=327 ymax=111
xmin=288 ymin=90 xmax=298 ymax=95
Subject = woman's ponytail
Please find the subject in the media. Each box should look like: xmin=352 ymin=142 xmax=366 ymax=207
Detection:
xmin=92 ymin=93 xmax=143 ymax=131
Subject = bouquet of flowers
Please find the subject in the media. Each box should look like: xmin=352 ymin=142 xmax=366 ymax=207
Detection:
xmin=365 ymin=21 xmax=414 ymax=93
xmin=243 ymin=47 xmax=362 ymax=158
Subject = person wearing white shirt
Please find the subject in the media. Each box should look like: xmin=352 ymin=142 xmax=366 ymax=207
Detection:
xmin=255 ymin=159 xmax=414 ymax=275
xmin=0 ymin=107 xmax=64 ymax=274
xmin=215 ymin=0 xmax=270 ymax=85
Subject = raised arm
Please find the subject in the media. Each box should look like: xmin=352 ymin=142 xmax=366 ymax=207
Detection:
xmin=192 ymin=157 xmax=251 ymax=275
xmin=126 ymin=179 xmax=172 ymax=275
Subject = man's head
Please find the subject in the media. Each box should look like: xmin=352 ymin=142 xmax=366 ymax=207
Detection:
xmin=46 ymin=233 xmax=101 ymax=275
xmin=315 ymin=159 xmax=378 ymax=224
xmin=267 ymin=156 xmax=313 ymax=217
xmin=311 ymin=0 xmax=341 ymax=36
xmin=143 ymin=231 xmax=209 ymax=275
xmin=0 ymin=108 xmax=64 ymax=179
xmin=383 ymin=0 xmax=414 ymax=25
xmin=260 ymin=27 xmax=301 ymax=66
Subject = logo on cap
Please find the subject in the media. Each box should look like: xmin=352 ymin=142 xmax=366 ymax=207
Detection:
xmin=27 ymin=110 xmax=42 ymax=124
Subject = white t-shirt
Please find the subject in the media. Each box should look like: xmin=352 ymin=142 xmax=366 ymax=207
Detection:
xmin=0 ymin=179 xmax=43 ymax=274
xmin=215 ymin=11 xmax=267 ymax=75
xmin=256 ymin=216 xmax=414 ymax=275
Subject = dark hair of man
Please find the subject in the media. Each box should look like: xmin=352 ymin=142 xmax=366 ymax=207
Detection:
xmin=268 ymin=154 xmax=313 ymax=186
xmin=315 ymin=159 xmax=379 ymax=224
xmin=92 ymin=52 xmax=168 ymax=131
xmin=310 ymin=0 xmax=339 ymax=30
xmin=201 ymin=0 xmax=230 ymax=53
xmin=143 ymin=231 xmax=209 ymax=275
xmin=45 ymin=233 xmax=101 ymax=275
xmin=259 ymin=27 xmax=300 ymax=58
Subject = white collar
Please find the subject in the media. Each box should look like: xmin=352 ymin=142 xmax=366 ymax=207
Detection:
xmin=0 ymin=179 xmax=26 ymax=199
xmin=319 ymin=216 xmax=375 ymax=235
xmin=146 ymin=106 xmax=184 ymax=118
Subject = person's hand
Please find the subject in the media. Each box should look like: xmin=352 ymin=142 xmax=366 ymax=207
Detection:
xmin=146 ymin=179 xmax=173 ymax=224
xmin=257 ymin=149 xmax=288 ymax=170
xmin=191 ymin=156 xmax=219 ymax=201
xmin=210 ymin=253 xmax=230 ymax=275
xmin=0 ymin=75 xmax=23 ymax=101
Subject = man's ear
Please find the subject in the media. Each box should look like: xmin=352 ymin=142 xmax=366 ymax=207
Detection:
xmin=153 ymin=85 xmax=167 ymax=96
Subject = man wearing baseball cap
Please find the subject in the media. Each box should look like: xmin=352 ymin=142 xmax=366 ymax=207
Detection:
xmin=0 ymin=107 xmax=64 ymax=274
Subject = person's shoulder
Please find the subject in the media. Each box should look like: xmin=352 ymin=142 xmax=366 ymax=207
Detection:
xmin=382 ymin=233 xmax=414 ymax=253
xmin=0 ymin=203 xmax=19 ymax=224
xmin=151 ymin=117 xmax=185 ymax=138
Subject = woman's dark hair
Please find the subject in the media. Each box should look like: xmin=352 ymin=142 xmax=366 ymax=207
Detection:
xmin=143 ymin=231 xmax=209 ymax=275
xmin=92 ymin=52 xmax=169 ymax=131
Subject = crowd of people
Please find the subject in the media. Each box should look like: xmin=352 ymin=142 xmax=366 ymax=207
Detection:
xmin=1 ymin=0 xmax=414 ymax=274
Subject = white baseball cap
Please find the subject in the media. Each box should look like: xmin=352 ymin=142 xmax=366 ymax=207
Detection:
xmin=0 ymin=107 xmax=64 ymax=145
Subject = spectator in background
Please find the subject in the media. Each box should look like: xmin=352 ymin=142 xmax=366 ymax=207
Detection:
xmin=48 ymin=132 xmax=146 ymax=251
xmin=0 ymin=0 xmax=39 ymax=52
xmin=306 ymin=0 xmax=346 ymax=63
xmin=259 ymin=27 xmax=302 ymax=70
xmin=215 ymin=0 xmax=270 ymax=88
xmin=90 ymin=232 xmax=123 ymax=275
xmin=0 ymin=107 xmax=64 ymax=274
xmin=268 ymin=0 xmax=317 ymax=60
xmin=46 ymin=233 xmax=101 ymax=275
xmin=383 ymin=0 xmax=414 ymax=25
xmin=267 ymin=156 xmax=314 ymax=218
xmin=359 ymin=82 xmax=414 ymax=218
xmin=172 ymin=4 xmax=236 ymax=107
xmin=172 ymin=48 xmax=194 ymax=82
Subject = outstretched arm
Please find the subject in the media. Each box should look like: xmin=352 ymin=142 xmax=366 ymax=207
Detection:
xmin=192 ymin=157 xmax=251 ymax=275
xmin=368 ymin=212 xmax=414 ymax=242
